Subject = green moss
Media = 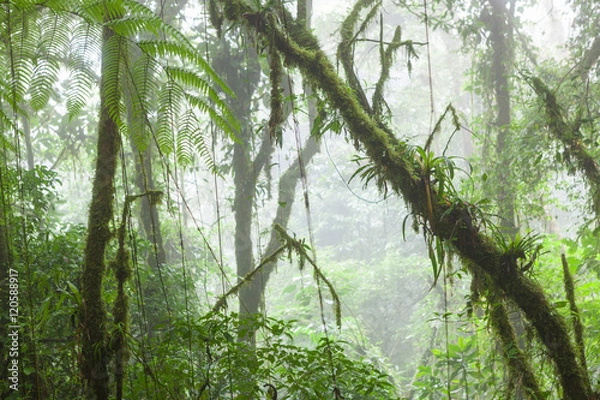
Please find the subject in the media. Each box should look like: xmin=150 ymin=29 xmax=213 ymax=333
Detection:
xmin=561 ymin=253 xmax=590 ymax=389
xmin=530 ymin=76 xmax=600 ymax=220
xmin=488 ymin=288 xmax=544 ymax=399
xmin=110 ymin=196 xmax=137 ymax=399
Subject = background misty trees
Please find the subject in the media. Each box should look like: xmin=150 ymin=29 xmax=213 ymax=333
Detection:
xmin=0 ymin=0 xmax=599 ymax=399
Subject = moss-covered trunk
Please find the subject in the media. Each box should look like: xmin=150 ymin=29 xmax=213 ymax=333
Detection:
xmin=529 ymin=77 xmax=600 ymax=221
xmin=80 ymin=24 xmax=122 ymax=400
xmin=486 ymin=279 xmax=543 ymax=399
xmin=211 ymin=3 xmax=593 ymax=398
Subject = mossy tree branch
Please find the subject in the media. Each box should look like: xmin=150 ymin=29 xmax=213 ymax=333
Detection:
xmin=486 ymin=279 xmax=544 ymax=399
xmin=212 ymin=3 xmax=592 ymax=398
xmin=214 ymin=222 xmax=341 ymax=329
xmin=337 ymin=0 xmax=380 ymax=115
xmin=469 ymin=263 xmax=543 ymax=399
xmin=529 ymin=77 xmax=600 ymax=220
xmin=561 ymin=253 xmax=590 ymax=389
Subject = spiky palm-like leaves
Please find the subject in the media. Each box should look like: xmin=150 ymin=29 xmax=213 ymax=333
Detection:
xmin=0 ymin=0 xmax=236 ymax=169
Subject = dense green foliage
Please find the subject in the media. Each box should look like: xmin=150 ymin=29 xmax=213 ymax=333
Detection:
xmin=0 ymin=0 xmax=599 ymax=399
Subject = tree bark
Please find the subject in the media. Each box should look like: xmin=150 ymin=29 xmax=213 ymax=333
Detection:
xmin=80 ymin=24 xmax=122 ymax=400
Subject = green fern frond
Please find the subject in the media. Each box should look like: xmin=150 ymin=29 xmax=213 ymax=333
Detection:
xmin=130 ymin=53 xmax=160 ymax=102
xmin=29 ymin=12 xmax=72 ymax=110
xmin=109 ymin=0 xmax=195 ymax=50
xmin=108 ymin=16 xmax=164 ymax=38
xmin=166 ymin=66 xmax=214 ymax=97
xmin=184 ymin=92 xmax=238 ymax=139
xmin=138 ymin=40 xmax=232 ymax=97
xmin=176 ymin=109 xmax=198 ymax=167
xmin=2 ymin=10 xmax=37 ymax=107
xmin=155 ymin=79 xmax=184 ymax=155
xmin=30 ymin=58 xmax=60 ymax=110
xmin=167 ymin=67 xmax=238 ymax=134
xmin=125 ymin=53 xmax=160 ymax=151
xmin=175 ymin=109 xmax=217 ymax=172
xmin=41 ymin=12 xmax=72 ymax=53
xmin=194 ymin=127 xmax=218 ymax=174
xmin=66 ymin=22 xmax=101 ymax=115
xmin=74 ymin=0 xmax=126 ymax=24
xmin=119 ymin=0 xmax=196 ymax=52
xmin=101 ymin=33 xmax=125 ymax=124
xmin=6 ymin=60 xmax=33 ymax=109
xmin=66 ymin=61 xmax=98 ymax=116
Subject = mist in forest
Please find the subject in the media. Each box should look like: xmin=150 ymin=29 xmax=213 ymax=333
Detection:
xmin=0 ymin=0 xmax=599 ymax=399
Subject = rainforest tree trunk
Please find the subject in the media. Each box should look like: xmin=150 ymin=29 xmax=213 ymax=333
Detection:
xmin=80 ymin=24 xmax=122 ymax=400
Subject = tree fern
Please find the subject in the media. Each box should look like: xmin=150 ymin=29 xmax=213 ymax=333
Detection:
xmin=155 ymin=79 xmax=183 ymax=156
xmin=0 ymin=0 xmax=238 ymax=175
xmin=123 ymin=52 xmax=160 ymax=152
xmin=66 ymin=23 xmax=101 ymax=116
xmin=101 ymin=33 xmax=126 ymax=125
xmin=176 ymin=109 xmax=197 ymax=167
xmin=0 ymin=4 xmax=36 ymax=109
xmin=101 ymin=0 xmax=238 ymax=167
xmin=30 ymin=12 xmax=70 ymax=110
